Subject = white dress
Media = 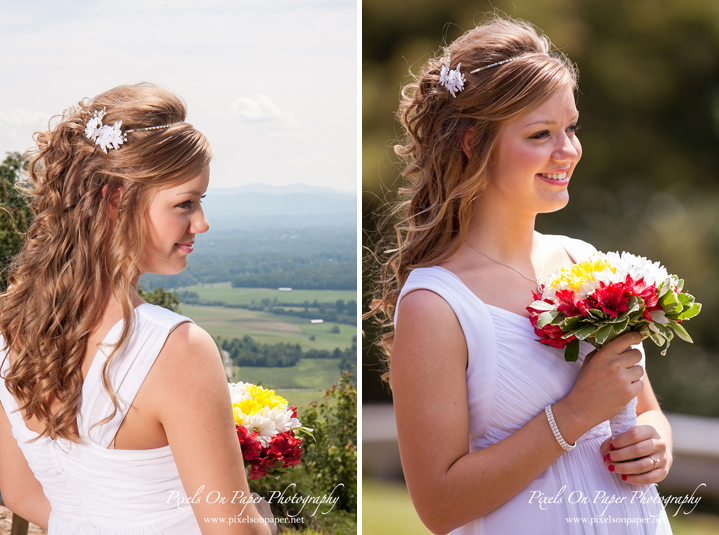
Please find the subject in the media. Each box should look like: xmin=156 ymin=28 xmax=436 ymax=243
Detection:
xmin=396 ymin=235 xmax=673 ymax=534
xmin=0 ymin=303 xmax=202 ymax=534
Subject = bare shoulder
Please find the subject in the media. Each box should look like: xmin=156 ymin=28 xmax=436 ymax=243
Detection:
xmin=147 ymin=321 xmax=228 ymax=407
xmin=392 ymin=289 xmax=467 ymax=384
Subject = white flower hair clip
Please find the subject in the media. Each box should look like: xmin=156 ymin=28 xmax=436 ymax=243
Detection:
xmin=85 ymin=109 xmax=179 ymax=153
xmin=439 ymin=58 xmax=466 ymax=98
xmin=85 ymin=109 xmax=127 ymax=153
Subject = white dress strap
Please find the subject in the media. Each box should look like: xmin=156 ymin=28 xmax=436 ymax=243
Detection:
xmin=78 ymin=303 xmax=193 ymax=447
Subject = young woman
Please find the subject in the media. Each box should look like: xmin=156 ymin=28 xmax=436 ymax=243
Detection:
xmin=0 ymin=83 xmax=274 ymax=534
xmin=370 ymin=18 xmax=674 ymax=534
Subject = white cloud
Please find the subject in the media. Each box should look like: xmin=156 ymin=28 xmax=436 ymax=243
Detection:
xmin=230 ymin=94 xmax=302 ymax=136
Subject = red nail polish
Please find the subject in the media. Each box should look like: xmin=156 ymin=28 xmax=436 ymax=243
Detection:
xmin=605 ymin=453 xmax=611 ymax=461
xmin=608 ymin=465 xmax=615 ymax=472
xmin=622 ymin=475 xmax=627 ymax=481
xmin=610 ymin=443 xmax=615 ymax=450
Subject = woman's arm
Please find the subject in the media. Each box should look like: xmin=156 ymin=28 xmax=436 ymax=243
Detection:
xmin=392 ymin=290 xmax=644 ymax=535
xmin=0 ymin=399 xmax=51 ymax=528
xmin=600 ymin=372 xmax=673 ymax=484
xmin=147 ymin=323 xmax=274 ymax=535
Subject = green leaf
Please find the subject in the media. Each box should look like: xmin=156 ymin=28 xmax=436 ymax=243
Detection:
xmin=537 ymin=310 xmax=559 ymax=329
xmin=560 ymin=315 xmax=585 ymax=331
xmin=613 ymin=317 xmax=629 ymax=333
xmin=649 ymin=322 xmax=673 ymax=341
xmin=566 ymin=324 xmax=597 ymax=341
xmin=595 ymin=324 xmax=613 ymax=345
xmin=529 ymin=300 xmax=553 ymax=312
xmin=564 ymin=339 xmax=580 ymax=362
xmin=667 ymin=320 xmax=693 ymax=343
xmin=676 ymin=278 xmax=684 ymax=292
xmin=677 ymin=302 xmax=701 ymax=321
xmin=677 ymin=293 xmax=694 ymax=306
xmin=659 ymin=290 xmax=683 ymax=314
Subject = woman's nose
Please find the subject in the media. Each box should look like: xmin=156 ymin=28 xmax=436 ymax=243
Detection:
xmin=553 ymin=133 xmax=581 ymax=163
xmin=191 ymin=205 xmax=210 ymax=234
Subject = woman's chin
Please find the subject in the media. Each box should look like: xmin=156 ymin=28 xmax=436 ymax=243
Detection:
xmin=539 ymin=193 xmax=570 ymax=214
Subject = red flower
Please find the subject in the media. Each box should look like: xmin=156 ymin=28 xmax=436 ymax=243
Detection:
xmin=249 ymin=463 xmax=267 ymax=480
xmin=238 ymin=430 xmax=263 ymax=461
xmin=593 ymin=282 xmax=630 ymax=318
xmin=555 ymin=289 xmax=582 ymax=318
xmin=272 ymin=431 xmax=303 ymax=468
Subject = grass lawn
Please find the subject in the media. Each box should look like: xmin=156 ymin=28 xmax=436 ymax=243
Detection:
xmin=233 ymin=358 xmax=346 ymax=391
xmin=180 ymin=282 xmax=356 ymax=306
xmin=362 ymin=478 xmax=432 ymax=535
xmin=362 ymin=478 xmax=719 ymax=535
xmin=179 ymin=304 xmax=356 ymax=351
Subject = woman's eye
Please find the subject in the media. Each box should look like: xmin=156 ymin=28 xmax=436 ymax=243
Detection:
xmin=177 ymin=201 xmax=193 ymax=209
xmin=529 ymin=130 xmax=550 ymax=140
xmin=568 ymin=123 xmax=581 ymax=135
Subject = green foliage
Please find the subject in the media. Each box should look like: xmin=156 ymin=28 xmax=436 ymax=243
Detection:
xmin=0 ymin=152 xmax=32 ymax=289
xmin=329 ymin=325 xmax=341 ymax=334
xmin=300 ymin=372 xmax=357 ymax=514
xmin=249 ymin=373 xmax=357 ymax=534
xmin=137 ymin=286 xmax=180 ymax=312
xmin=223 ymin=335 xmax=302 ymax=367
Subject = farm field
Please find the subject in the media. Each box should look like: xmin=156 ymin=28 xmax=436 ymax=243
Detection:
xmin=179 ymin=282 xmax=356 ymax=306
xmin=179 ymin=304 xmax=356 ymax=351
xmin=232 ymin=358 xmax=346 ymax=391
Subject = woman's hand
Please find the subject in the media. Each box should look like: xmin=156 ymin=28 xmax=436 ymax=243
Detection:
xmin=599 ymin=426 xmax=673 ymax=485
xmin=559 ymin=332 xmax=645 ymax=431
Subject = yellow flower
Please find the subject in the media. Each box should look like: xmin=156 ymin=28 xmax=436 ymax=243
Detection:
xmin=550 ymin=258 xmax=615 ymax=292
xmin=232 ymin=384 xmax=289 ymax=426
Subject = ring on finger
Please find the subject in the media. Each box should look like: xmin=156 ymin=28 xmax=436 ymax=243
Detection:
xmin=648 ymin=456 xmax=659 ymax=470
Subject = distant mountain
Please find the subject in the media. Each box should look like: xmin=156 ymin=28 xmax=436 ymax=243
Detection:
xmin=202 ymin=184 xmax=357 ymax=231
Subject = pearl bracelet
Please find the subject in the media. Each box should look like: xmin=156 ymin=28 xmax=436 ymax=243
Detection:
xmin=545 ymin=404 xmax=576 ymax=451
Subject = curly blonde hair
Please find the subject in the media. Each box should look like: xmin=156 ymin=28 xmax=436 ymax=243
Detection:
xmin=0 ymin=83 xmax=213 ymax=441
xmin=368 ymin=18 xmax=578 ymax=383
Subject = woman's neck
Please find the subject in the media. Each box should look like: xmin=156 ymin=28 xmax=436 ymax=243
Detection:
xmin=464 ymin=197 xmax=539 ymax=263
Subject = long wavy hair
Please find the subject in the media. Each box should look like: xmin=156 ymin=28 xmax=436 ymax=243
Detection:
xmin=0 ymin=83 xmax=213 ymax=441
xmin=368 ymin=18 xmax=578 ymax=383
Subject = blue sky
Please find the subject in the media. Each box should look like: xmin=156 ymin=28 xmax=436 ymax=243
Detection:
xmin=0 ymin=0 xmax=357 ymax=191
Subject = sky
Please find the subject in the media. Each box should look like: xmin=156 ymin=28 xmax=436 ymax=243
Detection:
xmin=0 ymin=0 xmax=357 ymax=191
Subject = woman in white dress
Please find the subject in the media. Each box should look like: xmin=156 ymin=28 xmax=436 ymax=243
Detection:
xmin=369 ymin=18 xmax=674 ymax=534
xmin=0 ymin=83 xmax=274 ymax=534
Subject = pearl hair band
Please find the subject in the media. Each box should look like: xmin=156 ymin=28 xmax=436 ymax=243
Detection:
xmin=439 ymin=53 xmax=550 ymax=97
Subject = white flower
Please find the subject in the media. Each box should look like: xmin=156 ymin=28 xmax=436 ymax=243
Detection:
xmin=245 ymin=408 xmax=280 ymax=447
xmin=439 ymin=58 xmax=466 ymax=97
xmin=85 ymin=109 xmax=126 ymax=153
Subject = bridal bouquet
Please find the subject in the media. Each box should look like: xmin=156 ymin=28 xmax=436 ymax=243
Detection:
xmin=527 ymin=252 xmax=701 ymax=438
xmin=230 ymin=382 xmax=311 ymax=480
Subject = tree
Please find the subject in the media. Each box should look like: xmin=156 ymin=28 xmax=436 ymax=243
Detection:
xmin=0 ymin=152 xmax=32 ymax=289
xmin=137 ymin=286 xmax=180 ymax=312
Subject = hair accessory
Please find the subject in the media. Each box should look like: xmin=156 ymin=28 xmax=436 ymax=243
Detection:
xmin=439 ymin=58 xmax=466 ymax=98
xmin=545 ymin=404 xmax=576 ymax=451
xmin=85 ymin=109 xmax=178 ymax=153
xmin=470 ymin=56 xmax=521 ymax=74
xmin=85 ymin=109 xmax=126 ymax=153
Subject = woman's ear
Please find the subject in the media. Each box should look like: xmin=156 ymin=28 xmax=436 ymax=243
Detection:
xmin=462 ymin=127 xmax=474 ymax=159
xmin=102 ymin=185 xmax=124 ymax=221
